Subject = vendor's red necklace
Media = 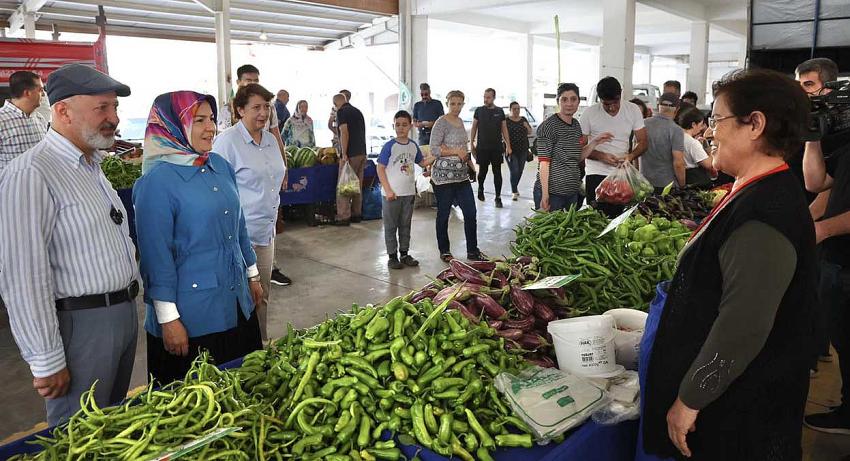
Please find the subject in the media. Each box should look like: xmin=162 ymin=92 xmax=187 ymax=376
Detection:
xmin=688 ymin=163 xmax=789 ymax=242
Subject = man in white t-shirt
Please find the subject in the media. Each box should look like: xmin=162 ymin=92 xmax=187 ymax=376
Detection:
xmin=580 ymin=76 xmax=648 ymax=216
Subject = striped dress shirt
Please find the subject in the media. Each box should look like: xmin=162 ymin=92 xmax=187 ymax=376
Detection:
xmin=0 ymin=129 xmax=138 ymax=377
xmin=0 ymin=100 xmax=48 ymax=172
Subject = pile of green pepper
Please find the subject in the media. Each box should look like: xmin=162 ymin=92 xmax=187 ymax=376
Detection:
xmin=14 ymin=294 xmax=548 ymax=460
xmin=101 ymin=155 xmax=142 ymax=190
xmin=512 ymin=207 xmax=683 ymax=312
xmin=237 ymin=294 xmax=548 ymax=460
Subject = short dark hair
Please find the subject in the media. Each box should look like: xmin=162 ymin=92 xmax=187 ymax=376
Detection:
xmin=509 ymin=101 xmax=520 ymax=108
xmin=663 ymin=80 xmax=681 ymax=92
xmin=394 ymin=110 xmax=412 ymax=122
xmin=596 ymin=77 xmax=621 ymax=101
xmin=236 ymin=64 xmax=260 ymax=81
xmin=795 ymin=57 xmax=839 ymax=84
xmin=681 ymin=91 xmax=698 ymax=103
xmin=485 ymin=88 xmax=496 ymax=97
xmin=420 ymin=83 xmax=431 ymax=91
xmin=233 ymin=83 xmax=274 ymax=118
xmin=10 ymin=71 xmax=41 ymax=99
xmin=557 ymin=82 xmax=580 ymax=99
xmin=630 ymin=98 xmax=650 ymax=118
xmin=677 ymin=106 xmax=705 ymax=130
xmin=713 ymin=68 xmax=810 ymax=160
xmin=340 ymin=89 xmax=351 ymax=100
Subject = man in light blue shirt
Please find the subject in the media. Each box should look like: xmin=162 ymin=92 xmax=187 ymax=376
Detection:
xmin=213 ymin=83 xmax=286 ymax=341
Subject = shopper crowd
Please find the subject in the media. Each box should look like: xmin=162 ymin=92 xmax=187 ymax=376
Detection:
xmin=0 ymin=57 xmax=848 ymax=461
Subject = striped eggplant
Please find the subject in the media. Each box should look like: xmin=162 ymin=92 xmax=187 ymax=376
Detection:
xmin=533 ymin=301 xmax=557 ymax=323
xmin=449 ymin=259 xmax=491 ymax=285
xmin=495 ymin=328 xmax=524 ymax=341
xmin=509 ymin=285 xmax=535 ymax=316
xmin=503 ymin=316 xmax=535 ymax=331
xmin=471 ymin=293 xmax=508 ymax=320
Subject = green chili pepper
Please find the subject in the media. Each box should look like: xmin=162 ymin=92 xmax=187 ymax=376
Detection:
xmin=438 ymin=413 xmax=453 ymax=444
xmin=495 ymin=433 xmax=533 ymax=448
xmin=465 ymin=409 xmax=495 ymax=450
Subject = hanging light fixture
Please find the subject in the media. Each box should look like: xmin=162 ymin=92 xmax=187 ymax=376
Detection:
xmin=259 ymin=30 xmax=268 ymax=41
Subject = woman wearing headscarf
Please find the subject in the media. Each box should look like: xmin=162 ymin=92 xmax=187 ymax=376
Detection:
xmin=134 ymin=91 xmax=263 ymax=385
xmin=282 ymin=99 xmax=316 ymax=148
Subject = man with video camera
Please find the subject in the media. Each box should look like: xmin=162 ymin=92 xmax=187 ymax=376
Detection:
xmin=799 ymin=57 xmax=850 ymax=435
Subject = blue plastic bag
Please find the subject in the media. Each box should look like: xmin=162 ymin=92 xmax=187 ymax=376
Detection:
xmin=361 ymin=183 xmax=383 ymax=221
xmin=635 ymin=281 xmax=674 ymax=461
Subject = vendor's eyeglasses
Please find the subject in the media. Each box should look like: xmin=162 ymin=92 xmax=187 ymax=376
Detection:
xmin=707 ymin=114 xmax=735 ymax=130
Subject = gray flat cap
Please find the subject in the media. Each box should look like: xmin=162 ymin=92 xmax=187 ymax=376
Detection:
xmin=46 ymin=63 xmax=130 ymax=105
xmin=659 ymin=92 xmax=680 ymax=107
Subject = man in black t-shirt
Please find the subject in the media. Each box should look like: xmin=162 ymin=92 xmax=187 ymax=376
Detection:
xmin=333 ymin=93 xmax=368 ymax=225
xmin=800 ymin=57 xmax=850 ymax=435
xmin=471 ymin=88 xmax=512 ymax=208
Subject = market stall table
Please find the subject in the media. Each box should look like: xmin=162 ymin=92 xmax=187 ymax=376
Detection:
xmin=280 ymin=160 xmax=377 ymax=206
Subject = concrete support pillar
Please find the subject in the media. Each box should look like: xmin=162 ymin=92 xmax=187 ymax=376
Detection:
xmin=599 ymin=0 xmax=636 ymax=98
xmin=521 ymin=34 xmax=534 ymax=107
xmin=737 ymin=39 xmax=748 ymax=69
xmin=399 ymin=0 xmax=427 ymax=111
xmin=23 ymin=12 xmax=36 ymax=39
xmin=214 ymin=0 xmax=232 ymax=108
xmin=687 ymin=21 xmax=709 ymax=105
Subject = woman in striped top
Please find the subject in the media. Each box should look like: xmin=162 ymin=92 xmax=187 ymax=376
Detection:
xmin=534 ymin=83 xmax=613 ymax=211
xmin=429 ymin=90 xmax=485 ymax=263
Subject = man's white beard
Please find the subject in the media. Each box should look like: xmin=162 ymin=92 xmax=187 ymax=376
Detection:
xmin=82 ymin=125 xmax=115 ymax=150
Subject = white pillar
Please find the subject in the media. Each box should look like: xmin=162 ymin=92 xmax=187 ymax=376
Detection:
xmin=599 ymin=0 xmax=636 ymax=98
xmin=399 ymin=0 xmax=412 ymax=108
xmin=411 ymin=15 xmax=428 ymax=97
xmin=737 ymin=39 xmax=748 ymax=69
xmin=214 ymin=0 xmax=232 ymax=108
xmin=23 ymin=12 xmax=36 ymax=39
xmin=525 ymin=34 xmax=534 ymax=108
xmin=687 ymin=21 xmax=709 ymax=105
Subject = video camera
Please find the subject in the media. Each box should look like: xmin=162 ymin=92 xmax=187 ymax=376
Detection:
xmin=805 ymin=80 xmax=850 ymax=142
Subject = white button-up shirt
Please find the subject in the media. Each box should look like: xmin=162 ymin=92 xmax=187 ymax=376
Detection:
xmin=0 ymin=130 xmax=138 ymax=377
xmin=213 ymin=121 xmax=286 ymax=246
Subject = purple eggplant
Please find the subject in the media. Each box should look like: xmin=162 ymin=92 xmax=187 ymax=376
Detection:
xmin=455 ymin=303 xmax=480 ymax=323
xmin=465 ymin=260 xmax=497 ymax=272
xmin=503 ymin=316 xmax=535 ymax=331
xmin=510 ymin=285 xmax=535 ymax=316
xmin=487 ymin=319 xmax=504 ymax=330
xmin=534 ymin=301 xmax=557 ymax=323
xmin=495 ymin=328 xmax=524 ymax=341
xmin=472 ymin=293 xmax=508 ymax=320
xmin=525 ymin=355 xmax=556 ymax=368
xmin=519 ymin=333 xmax=548 ymax=350
xmin=411 ymin=289 xmax=437 ymax=303
xmin=437 ymin=268 xmax=456 ymax=281
xmin=516 ymin=256 xmax=534 ymax=265
xmin=492 ymin=272 xmax=509 ymax=289
xmin=449 ymin=259 xmax=491 ymax=285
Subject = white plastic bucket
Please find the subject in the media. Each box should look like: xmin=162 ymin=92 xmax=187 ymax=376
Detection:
xmin=548 ymin=315 xmax=622 ymax=378
xmin=603 ymin=309 xmax=649 ymax=371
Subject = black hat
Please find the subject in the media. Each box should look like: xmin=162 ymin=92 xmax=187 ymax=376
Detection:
xmin=45 ymin=64 xmax=130 ymax=105
xmin=658 ymin=92 xmax=680 ymax=107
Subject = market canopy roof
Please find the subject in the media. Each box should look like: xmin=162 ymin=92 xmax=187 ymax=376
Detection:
xmin=0 ymin=0 xmax=397 ymax=48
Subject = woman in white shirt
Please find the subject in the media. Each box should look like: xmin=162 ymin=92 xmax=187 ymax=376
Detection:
xmin=677 ymin=106 xmax=715 ymax=187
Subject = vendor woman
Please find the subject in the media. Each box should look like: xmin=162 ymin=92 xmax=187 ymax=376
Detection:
xmin=134 ymin=91 xmax=263 ymax=385
xmin=643 ymin=69 xmax=817 ymax=460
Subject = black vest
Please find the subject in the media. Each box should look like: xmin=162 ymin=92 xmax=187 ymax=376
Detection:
xmin=643 ymin=170 xmax=817 ymax=460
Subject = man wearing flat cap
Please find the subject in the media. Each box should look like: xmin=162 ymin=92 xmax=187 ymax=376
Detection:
xmin=636 ymin=92 xmax=687 ymax=191
xmin=0 ymin=64 xmax=139 ymax=425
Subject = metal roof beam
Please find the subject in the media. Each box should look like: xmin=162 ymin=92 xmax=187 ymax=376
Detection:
xmin=412 ymin=0 xmax=540 ymax=16
xmin=8 ymin=0 xmax=48 ymax=31
xmin=430 ymin=12 xmax=531 ymax=35
xmin=229 ymin=0 xmax=378 ymax=23
xmin=324 ymin=16 xmax=397 ymax=50
xmin=637 ymin=0 xmax=707 ymax=22
xmin=34 ymin=6 xmax=343 ymax=39
xmin=54 ymin=0 xmax=360 ymax=32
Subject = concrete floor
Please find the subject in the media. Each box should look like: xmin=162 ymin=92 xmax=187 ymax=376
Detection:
xmin=2 ymin=162 xmax=850 ymax=459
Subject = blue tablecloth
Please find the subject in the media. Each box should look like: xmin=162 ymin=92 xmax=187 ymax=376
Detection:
xmin=280 ymin=161 xmax=378 ymax=206
xmin=0 ymin=356 xmax=638 ymax=461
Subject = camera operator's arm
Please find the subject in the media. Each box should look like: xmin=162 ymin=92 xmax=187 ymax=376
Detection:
xmin=810 ymin=190 xmax=831 ymax=221
xmin=803 ymin=140 xmax=834 ymax=192
xmin=815 ymin=210 xmax=850 ymax=244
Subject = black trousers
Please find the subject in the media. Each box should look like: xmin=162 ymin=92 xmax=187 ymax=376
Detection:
xmin=476 ymin=147 xmax=503 ymax=197
xmin=147 ymin=304 xmax=262 ymax=385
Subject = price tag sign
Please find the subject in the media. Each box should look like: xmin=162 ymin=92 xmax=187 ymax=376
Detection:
xmin=522 ymin=275 xmax=581 ymax=290
xmin=154 ymin=427 xmax=241 ymax=460
xmin=597 ymin=205 xmax=639 ymax=238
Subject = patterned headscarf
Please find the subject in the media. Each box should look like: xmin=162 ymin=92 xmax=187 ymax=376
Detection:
xmin=142 ymin=91 xmax=217 ymax=174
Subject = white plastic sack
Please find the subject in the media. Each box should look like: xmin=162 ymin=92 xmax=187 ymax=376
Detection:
xmin=591 ymin=371 xmax=641 ymax=425
xmin=495 ymin=366 xmax=611 ymax=442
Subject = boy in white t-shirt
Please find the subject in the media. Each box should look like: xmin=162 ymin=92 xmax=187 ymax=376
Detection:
xmin=377 ymin=110 xmax=434 ymax=269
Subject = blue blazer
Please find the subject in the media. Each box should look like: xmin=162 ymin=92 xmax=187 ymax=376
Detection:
xmin=133 ymin=153 xmax=257 ymax=338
